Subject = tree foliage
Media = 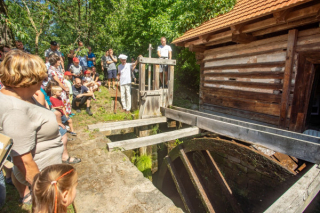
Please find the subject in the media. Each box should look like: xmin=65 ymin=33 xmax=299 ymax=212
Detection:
xmin=4 ymin=0 xmax=236 ymax=89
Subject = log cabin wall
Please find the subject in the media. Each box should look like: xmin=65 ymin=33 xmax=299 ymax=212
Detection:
xmin=198 ymin=27 xmax=320 ymax=129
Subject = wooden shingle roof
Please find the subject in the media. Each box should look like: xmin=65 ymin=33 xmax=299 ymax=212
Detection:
xmin=172 ymin=0 xmax=313 ymax=45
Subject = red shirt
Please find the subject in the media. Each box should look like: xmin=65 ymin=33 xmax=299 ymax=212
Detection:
xmin=50 ymin=96 xmax=65 ymax=115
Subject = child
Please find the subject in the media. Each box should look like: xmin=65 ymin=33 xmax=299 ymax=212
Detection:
xmin=69 ymin=57 xmax=83 ymax=82
xmin=63 ymin=71 xmax=74 ymax=103
xmin=50 ymin=86 xmax=77 ymax=136
xmin=31 ymin=164 xmax=78 ymax=213
xmin=83 ymin=70 xmax=96 ymax=100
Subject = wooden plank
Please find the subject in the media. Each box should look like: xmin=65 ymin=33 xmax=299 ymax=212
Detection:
xmin=204 ymin=51 xmax=286 ymax=68
xmin=203 ymin=96 xmax=280 ymax=116
xmin=200 ymin=104 xmax=279 ymax=126
xmin=139 ymin=57 xmax=176 ymax=66
xmin=185 ymin=30 xmax=232 ymax=47
xmin=201 ymin=87 xmax=282 ymax=103
xmin=153 ymin=64 xmax=160 ymax=90
xmin=167 ymin=107 xmax=320 ymax=144
xmin=168 ymin=65 xmax=174 ymax=106
xmin=253 ymin=16 xmax=319 ymax=37
xmin=107 ymin=127 xmax=200 ymax=151
xmin=165 ymin=156 xmax=194 ymax=213
xmin=203 ymin=80 xmax=283 ymax=90
xmin=139 ymin=63 xmax=146 ymax=91
xmin=204 ymin=61 xmax=286 ymax=70
xmin=87 ymin=117 xmax=167 ymax=132
xmin=204 ymin=151 xmax=243 ymax=213
xmin=204 ymin=71 xmax=284 ymax=79
xmin=279 ymin=29 xmax=298 ymax=128
xmin=204 ymin=67 xmax=285 ymax=74
xmin=179 ymin=146 xmax=215 ymax=213
xmin=264 ymin=164 xmax=320 ymax=213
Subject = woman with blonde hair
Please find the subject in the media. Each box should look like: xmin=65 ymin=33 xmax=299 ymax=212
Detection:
xmin=32 ymin=164 xmax=78 ymax=213
xmin=0 ymin=50 xmax=64 ymax=204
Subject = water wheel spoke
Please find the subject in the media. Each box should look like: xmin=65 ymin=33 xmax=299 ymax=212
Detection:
xmin=165 ymin=156 xmax=194 ymax=213
xmin=204 ymin=150 xmax=243 ymax=213
xmin=178 ymin=145 xmax=216 ymax=213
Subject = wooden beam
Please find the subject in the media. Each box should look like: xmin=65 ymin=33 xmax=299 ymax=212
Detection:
xmin=230 ymin=24 xmax=245 ymax=35
xmin=168 ymin=66 xmax=174 ymax=106
xmin=162 ymin=107 xmax=320 ymax=163
xmin=204 ymin=62 xmax=286 ymax=71
xmin=203 ymin=80 xmax=283 ymax=90
xmin=165 ymin=156 xmax=194 ymax=213
xmin=87 ymin=117 xmax=167 ymax=132
xmin=204 ymin=71 xmax=284 ymax=79
xmin=232 ymin=33 xmax=256 ymax=44
xmin=179 ymin=146 xmax=216 ymax=213
xmin=138 ymin=57 xmax=176 ymax=66
xmin=279 ymin=29 xmax=298 ymax=128
xmin=189 ymin=44 xmax=205 ymax=53
xmin=253 ymin=16 xmax=319 ymax=37
xmin=153 ymin=64 xmax=160 ymax=90
xmin=264 ymin=164 xmax=320 ymax=213
xmin=107 ymin=127 xmax=200 ymax=151
xmin=273 ymin=8 xmax=294 ymax=24
xmin=139 ymin=63 xmax=146 ymax=91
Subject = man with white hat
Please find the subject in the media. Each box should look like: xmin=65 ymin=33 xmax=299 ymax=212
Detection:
xmin=117 ymin=54 xmax=141 ymax=113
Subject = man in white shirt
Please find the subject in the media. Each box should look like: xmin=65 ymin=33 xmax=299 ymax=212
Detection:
xmin=157 ymin=37 xmax=172 ymax=88
xmin=117 ymin=54 xmax=140 ymax=113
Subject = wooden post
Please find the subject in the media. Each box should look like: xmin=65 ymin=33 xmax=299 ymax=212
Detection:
xmin=279 ymin=29 xmax=298 ymax=128
xmin=148 ymin=44 xmax=152 ymax=91
xmin=139 ymin=63 xmax=146 ymax=91
xmin=168 ymin=65 xmax=174 ymax=106
xmin=153 ymin=64 xmax=160 ymax=90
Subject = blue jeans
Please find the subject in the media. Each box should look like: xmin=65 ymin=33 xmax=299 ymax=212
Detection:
xmin=0 ymin=171 xmax=6 ymax=208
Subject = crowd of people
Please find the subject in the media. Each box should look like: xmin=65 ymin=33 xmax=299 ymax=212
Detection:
xmin=0 ymin=36 xmax=172 ymax=212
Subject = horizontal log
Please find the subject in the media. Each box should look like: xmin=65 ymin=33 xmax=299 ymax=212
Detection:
xmin=203 ymin=96 xmax=280 ymax=116
xmin=107 ymin=127 xmax=200 ymax=151
xmin=204 ymin=61 xmax=286 ymax=70
xmin=200 ymin=103 xmax=279 ymax=126
xmin=265 ymin=164 xmax=320 ymax=213
xmin=204 ymin=71 xmax=284 ymax=79
xmin=253 ymin=16 xmax=319 ymax=37
xmin=163 ymin=107 xmax=320 ymax=163
xmin=87 ymin=117 xmax=167 ymax=132
xmin=204 ymin=67 xmax=285 ymax=74
xmin=201 ymin=87 xmax=282 ymax=103
xmin=203 ymin=80 xmax=283 ymax=90
xmin=139 ymin=57 xmax=176 ymax=65
xmin=204 ymin=51 xmax=286 ymax=68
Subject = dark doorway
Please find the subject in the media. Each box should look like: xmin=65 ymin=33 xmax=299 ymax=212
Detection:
xmin=305 ymin=65 xmax=320 ymax=131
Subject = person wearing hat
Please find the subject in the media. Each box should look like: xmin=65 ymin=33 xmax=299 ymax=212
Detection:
xmin=64 ymin=71 xmax=74 ymax=102
xmin=69 ymin=57 xmax=83 ymax=82
xmin=117 ymin=54 xmax=141 ymax=113
xmin=45 ymin=41 xmax=65 ymax=70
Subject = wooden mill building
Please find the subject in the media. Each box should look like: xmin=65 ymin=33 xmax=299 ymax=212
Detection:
xmin=172 ymin=0 xmax=320 ymax=132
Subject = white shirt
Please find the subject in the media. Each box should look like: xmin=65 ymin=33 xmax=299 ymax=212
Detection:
xmin=157 ymin=45 xmax=172 ymax=58
xmin=118 ymin=63 xmax=132 ymax=86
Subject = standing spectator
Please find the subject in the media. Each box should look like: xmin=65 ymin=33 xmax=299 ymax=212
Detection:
xmin=101 ymin=50 xmax=109 ymax=84
xmin=67 ymin=49 xmax=75 ymax=70
xmin=91 ymin=66 xmax=101 ymax=91
xmin=64 ymin=71 xmax=74 ymax=102
xmin=106 ymin=49 xmax=118 ymax=90
xmin=48 ymin=54 xmax=72 ymax=115
xmin=157 ymin=37 xmax=172 ymax=88
xmin=45 ymin=41 xmax=65 ymax=70
xmin=75 ymin=41 xmax=87 ymax=70
xmin=15 ymin=40 xmax=30 ymax=53
xmin=0 ymin=50 xmax=64 ymax=204
xmin=117 ymin=54 xmax=140 ymax=113
xmin=87 ymin=46 xmax=95 ymax=69
xmin=57 ymin=43 xmax=65 ymax=61
xmin=69 ymin=57 xmax=83 ymax=82
xmin=0 ymin=45 xmax=11 ymax=63
xmin=72 ymin=78 xmax=93 ymax=115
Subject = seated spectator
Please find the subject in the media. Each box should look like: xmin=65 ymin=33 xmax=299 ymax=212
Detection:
xmin=48 ymin=53 xmax=72 ymax=115
xmin=83 ymin=70 xmax=97 ymax=100
xmin=90 ymin=66 xmax=101 ymax=91
xmin=32 ymin=164 xmax=78 ymax=213
xmin=72 ymin=78 xmax=93 ymax=115
xmin=50 ymin=86 xmax=77 ymax=136
xmin=63 ymin=71 xmax=74 ymax=103
xmin=15 ymin=40 xmax=30 ymax=53
xmin=0 ymin=50 xmax=64 ymax=204
xmin=69 ymin=57 xmax=83 ymax=82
